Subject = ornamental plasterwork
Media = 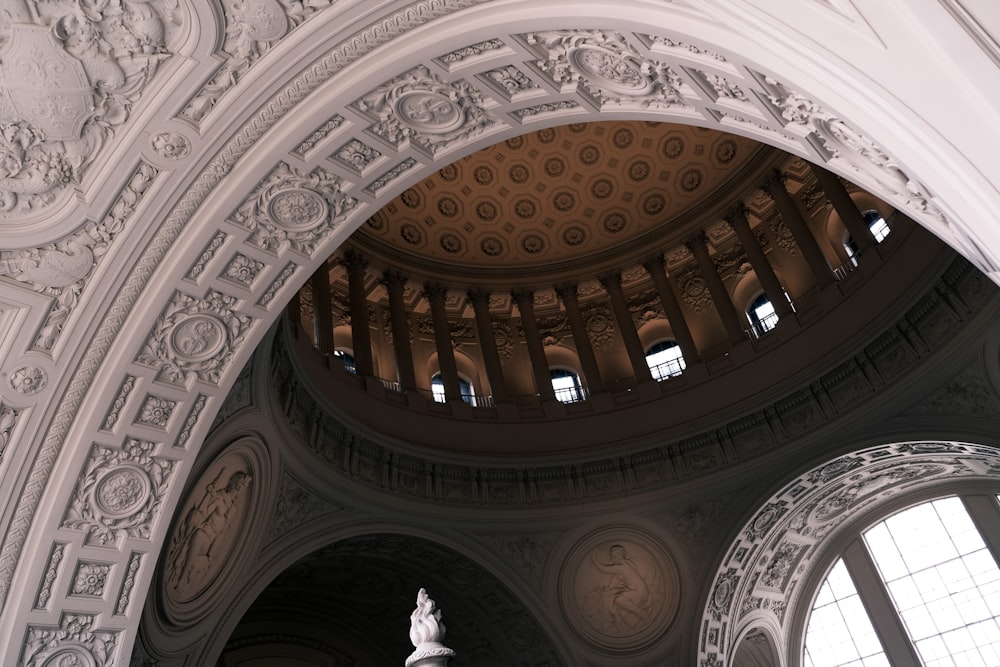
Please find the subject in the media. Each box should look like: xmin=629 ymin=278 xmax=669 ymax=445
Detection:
xmin=352 ymin=65 xmax=502 ymax=157
xmin=0 ymin=404 xmax=19 ymax=459
xmin=182 ymin=0 xmax=340 ymax=122
xmin=229 ymin=162 xmax=358 ymax=257
xmin=21 ymin=612 xmax=118 ymax=667
xmin=135 ymin=290 xmax=253 ymax=387
xmin=761 ymin=76 xmax=948 ymax=226
xmin=698 ymin=442 xmax=1000 ymax=667
xmin=0 ymin=2 xmax=179 ymax=216
xmin=525 ymin=30 xmax=689 ymax=111
xmin=62 ymin=439 xmax=175 ymax=547
xmin=0 ymin=162 xmax=158 ymax=351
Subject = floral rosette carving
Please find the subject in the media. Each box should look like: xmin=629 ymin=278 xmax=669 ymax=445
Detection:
xmin=353 ymin=65 xmax=499 ymax=157
xmin=62 ymin=440 xmax=175 ymax=546
xmin=21 ymin=613 xmax=118 ymax=667
xmin=230 ymin=162 xmax=358 ymax=256
xmin=136 ymin=290 xmax=253 ymax=386
xmin=525 ymin=30 xmax=686 ymax=110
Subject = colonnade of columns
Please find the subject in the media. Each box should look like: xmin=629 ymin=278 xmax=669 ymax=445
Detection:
xmin=291 ymin=166 xmax=892 ymax=404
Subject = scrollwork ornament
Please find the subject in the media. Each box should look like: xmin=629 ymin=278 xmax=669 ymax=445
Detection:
xmin=62 ymin=439 xmax=174 ymax=546
xmin=526 ymin=30 xmax=686 ymax=110
xmin=136 ymin=290 xmax=253 ymax=386
xmin=229 ymin=162 xmax=358 ymax=256
xmin=10 ymin=366 xmax=46 ymax=394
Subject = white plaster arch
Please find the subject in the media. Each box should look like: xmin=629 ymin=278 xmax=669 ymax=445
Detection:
xmin=3 ymin=1 xmax=1000 ymax=664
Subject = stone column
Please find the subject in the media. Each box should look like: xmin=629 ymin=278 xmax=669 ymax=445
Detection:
xmin=310 ymin=259 xmax=335 ymax=353
xmin=467 ymin=290 xmax=508 ymax=403
xmin=599 ymin=271 xmax=653 ymax=383
xmin=764 ymin=171 xmax=836 ymax=286
xmin=686 ymin=233 xmax=746 ymax=344
xmin=555 ymin=283 xmax=605 ymax=394
xmin=383 ymin=270 xmax=416 ymax=391
xmin=811 ymin=164 xmax=876 ymax=252
xmin=642 ymin=255 xmax=699 ymax=362
xmin=425 ymin=283 xmax=462 ymax=401
xmin=342 ymin=250 xmax=374 ymax=376
xmin=511 ymin=289 xmax=556 ymax=401
xmin=725 ymin=204 xmax=793 ymax=318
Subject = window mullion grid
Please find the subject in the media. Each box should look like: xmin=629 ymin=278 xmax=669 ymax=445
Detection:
xmin=842 ymin=538 xmax=923 ymax=667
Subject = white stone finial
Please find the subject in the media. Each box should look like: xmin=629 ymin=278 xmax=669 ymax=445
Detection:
xmin=405 ymin=588 xmax=456 ymax=667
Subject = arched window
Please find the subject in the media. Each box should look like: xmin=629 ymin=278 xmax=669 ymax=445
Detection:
xmin=747 ymin=292 xmax=778 ymax=337
xmin=332 ymin=349 xmax=356 ymax=374
xmin=803 ymin=495 xmax=1000 ymax=666
xmin=845 ymin=209 xmax=892 ymax=264
xmin=550 ymin=368 xmax=585 ymax=403
xmin=431 ymin=373 xmax=475 ymax=406
xmin=645 ymin=340 xmax=686 ymax=381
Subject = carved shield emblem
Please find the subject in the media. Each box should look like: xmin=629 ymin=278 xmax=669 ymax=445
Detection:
xmin=0 ymin=24 xmax=94 ymax=140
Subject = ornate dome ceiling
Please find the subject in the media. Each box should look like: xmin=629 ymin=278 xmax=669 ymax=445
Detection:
xmin=354 ymin=121 xmax=773 ymax=283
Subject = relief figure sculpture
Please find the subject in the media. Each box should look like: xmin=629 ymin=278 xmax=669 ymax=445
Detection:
xmin=585 ymin=544 xmax=653 ymax=634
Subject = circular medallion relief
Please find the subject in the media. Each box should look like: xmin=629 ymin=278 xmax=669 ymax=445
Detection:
xmin=395 ymin=91 xmax=464 ymax=134
xmin=93 ymin=465 xmax=151 ymax=519
xmin=169 ymin=315 xmax=228 ymax=363
xmin=571 ymin=47 xmax=652 ymax=95
xmin=266 ymin=188 xmax=328 ymax=230
xmin=560 ymin=528 xmax=680 ymax=653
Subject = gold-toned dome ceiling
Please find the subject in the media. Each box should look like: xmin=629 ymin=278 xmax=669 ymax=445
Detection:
xmin=355 ymin=122 xmax=772 ymax=281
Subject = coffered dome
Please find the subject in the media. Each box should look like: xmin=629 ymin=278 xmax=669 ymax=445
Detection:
xmin=354 ymin=122 xmax=771 ymax=284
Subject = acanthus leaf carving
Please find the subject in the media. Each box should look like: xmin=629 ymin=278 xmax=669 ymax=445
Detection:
xmin=136 ymin=290 xmax=254 ymax=387
xmin=62 ymin=440 xmax=174 ymax=546
xmin=0 ymin=4 xmax=177 ymax=215
xmin=229 ymin=162 xmax=358 ymax=257
xmin=352 ymin=64 xmax=501 ymax=157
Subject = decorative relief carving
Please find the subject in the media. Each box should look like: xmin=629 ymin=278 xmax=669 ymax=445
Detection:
xmin=293 ymin=114 xmax=345 ymax=156
xmin=439 ymin=38 xmax=506 ymax=64
xmin=268 ymin=472 xmax=333 ymax=541
xmin=907 ymin=365 xmax=1000 ymax=418
xmin=62 ymin=439 xmax=174 ymax=546
xmin=0 ymin=162 xmax=158 ymax=350
xmin=584 ymin=306 xmax=615 ymax=349
xmin=492 ymin=320 xmax=515 ymax=361
xmin=677 ymin=271 xmax=712 ymax=312
xmin=333 ymin=138 xmax=382 ymax=172
xmin=183 ymin=0 xmax=338 ymax=122
xmin=483 ymin=65 xmax=540 ymax=100
xmin=561 ymin=529 xmax=680 ymax=652
xmin=643 ymin=34 xmax=727 ymax=62
xmin=353 ymin=65 xmax=500 ymax=157
xmin=22 ymin=613 xmax=118 ymax=667
xmin=114 ymin=552 xmax=142 ymax=615
xmin=151 ymin=132 xmax=190 ymax=160
xmin=762 ymin=76 xmax=947 ymax=225
xmin=135 ymin=394 xmax=176 ymax=430
xmin=230 ymin=162 xmax=358 ymax=257
xmin=0 ymin=404 xmax=20 ymax=459
xmin=222 ymin=252 xmax=265 ymax=288
xmin=258 ymin=261 xmax=298 ymax=308
xmin=0 ymin=4 xmax=176 ymax=215
xmin=34 ymin=543 xmax=65 ymax=609
xmin=175 ymin=394 xmax=207 ymax=450
xmin=526 ymin=30 xmax=687 ymax=110
xmin=186 ymin=232 xmax=228 ymax=281
xmin=101 ymin=375 xmax=135 ymax=431
xmin=366 ymin=158 xmax=418 ymax=194
xmin=512 ymin=100 xmax=580 ymax=119
xmin=492 ymin=534 xmax=559 ymax=583
xmin=136 ymin=290 xmax=253 ymax=386
xmin=10 ymin=366 xmax=46 ymax=394
xmin=165 ymin=453 xmax=254 ymax=606
xmin=71 ymin=561 xmax=111 ymax=597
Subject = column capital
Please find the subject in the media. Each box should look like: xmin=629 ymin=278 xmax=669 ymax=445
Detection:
xmin=423 ymin=282 xmax=449 ymax=301
xmin=685 ymin=230 xmax=709 ymax=251
xmin=340 ymin=248 xmax=368 ymax=272
xmin=641 ymin=253 xmax=666 ymax=272
xmin=723 ymin=202 xmax=749 ymax=225
xmin=381 ymin=269 xmax=408 ymax=290
xmin=762 ymin=169 xmax=788 ymax=190
xmin=510 ymin=288 xmax=535 ymax=305
xmin=466 ymin=288 xmax=492 ymax=309
xmin=597 ymin=271 xmax=622 ymax=289
xmin=553 ymin=283 xmax=579 ymax=301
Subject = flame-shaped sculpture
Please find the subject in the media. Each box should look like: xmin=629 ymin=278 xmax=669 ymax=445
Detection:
xmin=405 ymin=588 xmax=456 ymax=667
